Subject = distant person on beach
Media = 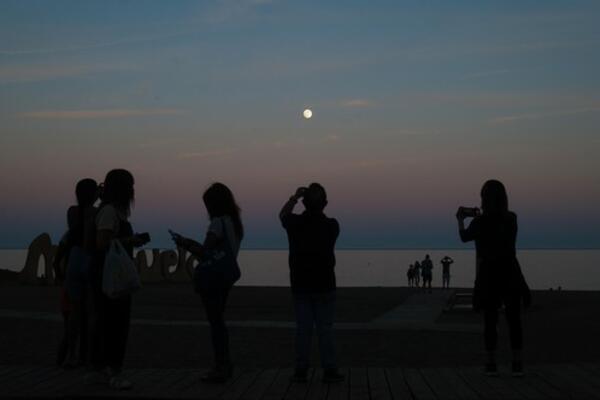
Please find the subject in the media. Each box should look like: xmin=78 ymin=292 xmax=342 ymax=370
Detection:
xmin=457 ymin=179 xmax=531 ymax=377
xmin=88 ymin=169 xmax=150 ymax=390
xmin=413 ymin=261 xmax=421 ymax=286
xmin=407 ymin=263 xmax=414 ymax=287
xmin=421 ymin=255 xmax=433 ymax=293
xmin=440 ymin=256 xmax=454 ymax=289
xmin=171 ymin=183 xmax=243 ymax=383
xmin=280 ymin=183 xmax=344 ymax=384
xmin=59 ymin=178 xmax=99 ymax=368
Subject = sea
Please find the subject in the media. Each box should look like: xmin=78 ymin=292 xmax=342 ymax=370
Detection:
xmin=1 ymin=249 xmax=599 ymax=290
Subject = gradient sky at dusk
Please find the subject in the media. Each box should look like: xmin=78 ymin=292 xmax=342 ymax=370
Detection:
xmin=1 ymin=0 xmax=599 ymax=248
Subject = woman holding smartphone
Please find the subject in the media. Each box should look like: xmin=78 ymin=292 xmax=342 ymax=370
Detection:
xmin=87 ymin=169 xmax=150 ymax=390
xmin=457 ymin=179 xmax=530 ymax=377
xmin=171 ymin=182 xmax=243 ymax=383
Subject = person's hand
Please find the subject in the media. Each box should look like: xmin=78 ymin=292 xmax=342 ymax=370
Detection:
xmin=293 ymin=187 xmax=307 ymax=200
xmin=455 ymin=207 xmax=464 ymax=221
xmin=173 ymin=235 xmax=187 ymax=248
xmin=131 ymin=235 xmax=147 ymax=248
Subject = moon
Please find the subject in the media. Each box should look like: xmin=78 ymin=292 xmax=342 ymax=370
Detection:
xmin=303 ymin=108 xmax=313 ymax=119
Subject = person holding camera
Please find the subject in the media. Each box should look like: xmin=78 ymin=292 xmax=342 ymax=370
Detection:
xmin=171 ymin=182 xmax=243 ymax=383
xmin=440 ymin=256 xmax=454 ymax=289
xmin=87 ymin=169 xmax=150 ymax=390
xmin=280 ymin=183 xmax=344 ymax=384
xmin=457 ymin=179 xmax=531 ymax=377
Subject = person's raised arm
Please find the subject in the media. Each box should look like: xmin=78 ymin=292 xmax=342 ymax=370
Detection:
xmin=456 ymin=208 xmax=478 ymax=243
xmin=279 ymin=187 xmax=306 ymax=222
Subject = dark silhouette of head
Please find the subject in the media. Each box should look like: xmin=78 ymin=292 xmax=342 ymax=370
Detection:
xmin=102 ymin=169 xmax=135 ymax=215
xmin=203 ymin=182 xmax=244 ymax=240
xmin=481 ymin=179 xmax=508 ymax=216
xmin=75 ymin=178 xmax=98 ymax=208
xmin=302 ymin=183 xmax=328 ymax=213
xmin=425 ymin=254 xmax=430 ymax=260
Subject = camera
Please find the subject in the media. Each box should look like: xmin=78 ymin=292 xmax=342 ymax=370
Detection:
xmin=458 ymin=207 xmax=481 ymax=218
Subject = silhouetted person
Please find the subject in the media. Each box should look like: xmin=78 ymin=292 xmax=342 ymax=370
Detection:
xmin=61 ymin=178 xmax=99 ymax=368
xmin=440 ymin=256 xmax=454 ymax=289
xmin=407 ymin=263 xmax=414 ymax=287
xmin=280 ymin=184 xmax=344 ymax=384
xmin=457 ymin=179 xmax=531 ymax=377
xmin=413 ymin=261 xmax=421 ymax=286
xmin=172 ymin=183 xmax=243 ymax=383
xmin=421 ymin=254 xmax=433 ymax=293
xmin=88 ymin=169 xmax=149 ymax=390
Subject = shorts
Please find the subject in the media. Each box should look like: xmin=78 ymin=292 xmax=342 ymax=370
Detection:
xmin=65 ymin=246 xmax=91 ymax=300
xmin=422 ymin=274 xmax=432 ymax=283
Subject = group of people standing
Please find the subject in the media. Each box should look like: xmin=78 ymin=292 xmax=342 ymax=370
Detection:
xmin=406 ymin=255 xmax=455 ymax=290
xmin=53 ymin=173 xmax=530 ymax=390
xmin=53 ymin=173 xmax=344 ymax=389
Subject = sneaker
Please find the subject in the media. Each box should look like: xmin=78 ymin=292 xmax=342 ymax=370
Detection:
xmin=109 ymin=376 xmax=133 ymax=390
xmin=290 ymin=368 xmax=308 ymax=383
xmin=512 ymin=361 xmax=524 ymax=377
xmin=484 ymin=363 xmax=498 ymax=377
xmin=323 ymin=369 xmax=345 ymax=383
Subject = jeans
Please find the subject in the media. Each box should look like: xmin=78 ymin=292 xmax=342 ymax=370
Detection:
xmin=483 ymin=296 xmax=523 ymax=351
xmin=200 ymin=287 xmax=231 ymax=368
xmin=90 ymin=285 xmax=132 ymax=371
xmin=293 ymin=291 xmax=337 ymax=369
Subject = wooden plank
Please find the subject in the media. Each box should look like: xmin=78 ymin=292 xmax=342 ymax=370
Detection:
xmin=144 ymin=368 xmax=196 ymax=398
xmin=435 ymin=368 xmax=479 ymax=400
xmin=0 ymin=365 xmax=21 ymax=378
xmin=2 ymin=366 xmax=57 ymax=396
xmin=521 ymin=371 xmax=562 ymax=399
xmin=458 ymin=366 xmax=501 ymax=400
xmin=367 ymin=368 xmax=392 ymax=400
xmin=577 ymin=363 xmax=600 ymax=378
xmin=554 ymin=363 xmax=600 ymax=397
xmin=0 ymin=365 xmax=42 ymax=382
xmin=11 ymin=367 xmax=69 ymax=396
xmin=220 ymin=368 xmax=262 ymax=400
xmin=403 ymin=368 xmax=436 ymax=400
xmin=305 ymin=369 xmax=329 ymax=400
xmin=327 ymin=367 xmax=350 ymax=400
xmin=241 ymin=368 xmax=280 ymax=400
xmin=468 ymin=367 xmax=521 ymax=400
xmin=385 ymin=368 xmax=413 ymax=400
xmin=349 ymin=367 xmax=369 ymax=400
xmin=419 ymin=367 xmax=460 ymax=400
xmin=164 ymin=368 xmax=207 ymax=398
xmin=262 ymin=367 xmax=292 ymax=400
xmin=502 ymin=373 xmax=547 ymax=400
xmin=285 ymin=368 xmax=314 ymax=400
xmin=534 ymin=364 xmax=600 ymax=400
xmin=564 ymin=364 xmax=600 ymax=391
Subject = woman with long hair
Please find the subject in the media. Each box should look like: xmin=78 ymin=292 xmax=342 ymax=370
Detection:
xmin=172 ymin=182 xmax=243 ymax=383
xmin=457 ymin=179 xmax=531 ymax=377
xmin=88 ymin=169 xmax=150 ymax=390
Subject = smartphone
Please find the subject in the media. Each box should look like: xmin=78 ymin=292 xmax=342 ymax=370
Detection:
xmin=168 ymin=229 xmax=182 ymax=240
xmin=138 ymin=232 xmax=151 ymax=243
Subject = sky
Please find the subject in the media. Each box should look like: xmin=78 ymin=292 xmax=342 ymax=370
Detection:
xmin=1 ymin=0 xmax=599 ymax=249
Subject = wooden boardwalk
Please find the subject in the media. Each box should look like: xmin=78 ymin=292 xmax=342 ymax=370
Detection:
xmin=2 ymin=363 xmax=600 ymax=399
